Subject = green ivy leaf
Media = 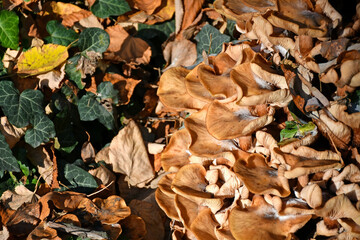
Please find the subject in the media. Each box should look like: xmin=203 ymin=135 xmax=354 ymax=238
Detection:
xmin=0 ymin=10 xmax=19 ymax=49
xmin=0 ymin=133 xmax=20 ymax=175
xmin=97 ymin=81 xmax=118 ymax=104
xmin=78 ymin=28 xmax=110 ymax=53
xmin=0 ymin=81 xmax=43 ymax=127
xmin=0 ymin=81 xmax=55 ymax=148
xmin=45 ymin=20 xmax=79 ymax=46
xmin=65 ymin=55 xmax=84 ymax=89
xmin=24 ymin=115 xmax=56 ymax=148
xmin=138 ymin=19 xmax=175 ymax=39
xmin=90 ymin=0 xmax=131 ymax=19
xmin=78 ymin=92 xmax=115 ymax=130
xmin=195 ymin=24 xmax=230 ymax=56
xmin=64 ymin=163 xmax=98 ymax=190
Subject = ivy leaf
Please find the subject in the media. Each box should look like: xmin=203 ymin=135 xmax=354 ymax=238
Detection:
xmin=0 ymin=81 xmax=55 ymax=148
xmin=0 ymin=133 xmax=20 ymax=175
xmin=78 ymin=92 xmax=115 ymax=130
xmin=90 ymin=0 xmax=131 ymax=19
xmin=97 ymin=81 xmax=118 ymax=104
xmin=78 ymin=28 xmax=110 ymax=53
xmin=65 ymin=55 xmax=84 ymax=89
xmin=45 ymin=20 xmax=79 ymax=46
xmin=64 ymin=163 xmax=98 ymax=191
xmin=0 ymin=81 xmax=43 ymax=127
xmin=24 ymin=115 xmax=56 ymax=148
xmin=138 ymin=19 xmax=175 ymax=39
xmin=195 ymin=24 xmax=230 ymax=56
xmin=0 ymin=10 xmax=19 ymax=50
xmin=17 ymin=44 xmax=68 ymax=76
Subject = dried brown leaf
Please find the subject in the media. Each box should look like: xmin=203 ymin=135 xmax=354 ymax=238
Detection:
xmin=104 ymin=25 xmax=151 ymax=65
xmin=108 ymin=120 xmax=155 ymax=187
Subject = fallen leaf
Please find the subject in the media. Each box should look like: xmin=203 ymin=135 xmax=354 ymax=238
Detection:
xmin=129 ymin=199 xmax=165 ymax=240
xmin=119 ymin=215 xmax=147 ymax=239
xmin=88 ymin=164 xmax=116 ymax=194
xmin=27 ymin=221 xmax=60 ymax=240
xmin=103 ymin=73 xmax=141 ymax=105
xmin=104 ymin=24 xmax=151 ymax=65
xmin=0 ymin=116 xmax=25 ymax=148
xmin=5 ymin=202 xmax=41 ymax=238
xmin=181 ymin=0 xmax=205 ymax=30
xmin=17 ymin=44 xmax=68 ymax=76
xmin=108 ymin=120 xmax=155 ymax=187
xmin=163 ymin=38 xmax=197 ymax=70
xmin=26 ymin=146 xmax=53 ymax=185
xmin=37 ymin=63 xmax=66 ymax=90
xmin=1 ymin=185 xmax=39 ymax=210
xmin=37 ymin=191 xmax=86 ymax=220
xmin=127 ymin=0 xmax=162 ymax=14
xmin=90 ymin=196 xmax=131 ymax=224
xmin=81 ymin=140 xmax=96 ymax=163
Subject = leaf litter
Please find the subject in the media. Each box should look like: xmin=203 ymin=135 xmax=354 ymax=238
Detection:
xmin=0 ymin=0 xmax=360 ymax=239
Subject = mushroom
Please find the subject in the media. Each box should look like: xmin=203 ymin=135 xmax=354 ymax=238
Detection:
xmin=300 ymin=183 xmax=323 ymax=209
xmin=185 ymin=106 xmax=238 ymax=157
xmin=160 ymin=128 xmax=191 ymax=172
xmin=157 ymin=67 xmax=207 ymax=110
xmin=273 ymin=147 xmax=343 ymax=179
xmin=229 ymin=195 xmax=311 ymax=240
xmin=197 ymin=64 xmax=239 ymax=101
xmin=206 ymin=100 xmax=275 ymax=140
xmin=315 ymin=194 xmax=360 ymax=225
xmin=171 ymin=164 xmax=224 ymax=213
xmin=185 ymin=63 xmax=220 ymax=103
xmin=233 ymin=153 xmax=291 ymax=197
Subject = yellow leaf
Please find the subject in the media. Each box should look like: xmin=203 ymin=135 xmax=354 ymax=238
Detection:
xmin=17 ymin=44 xmax=68 ymax=76
xmin=50 ymin=1 xmax=83 ymax=15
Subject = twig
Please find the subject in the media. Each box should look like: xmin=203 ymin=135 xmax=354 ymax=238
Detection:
xmin=86 ymin=180 xmax=114 ymax=198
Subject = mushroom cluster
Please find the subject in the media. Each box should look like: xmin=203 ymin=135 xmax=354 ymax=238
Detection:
xmin=156 ymin=0 xmax=360 ymax=239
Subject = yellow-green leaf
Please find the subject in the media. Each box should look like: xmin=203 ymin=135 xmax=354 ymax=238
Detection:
xmin=17 ymin=44 xmax=68 ymax=76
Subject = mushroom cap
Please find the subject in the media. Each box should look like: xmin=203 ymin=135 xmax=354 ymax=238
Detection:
xmin=229 ymin=195 xmax=311 ymax=240
xmin=315 ymin=194 xmax=360 ymax=225
xmin=206 ymin=100 xmax=275 ymax=140
xmin=197 ymin=64 xmax=239 ymax=101
xmin=273 ymin=147 xmax=343 ymax=179
xmin=300 ymin=183 xmax=323 ymax=209
xmin=233 ymin=154 xmax=291 ymax=197
xmin=171 ymin=164 xmax=224 ymax=213
xmin=185 ymin=106 xmax=238 ymax=157
xmin=161 ymin=128 xmax=191 ymax=172
xmin=157 ymin=67 xmax=207 ymax=110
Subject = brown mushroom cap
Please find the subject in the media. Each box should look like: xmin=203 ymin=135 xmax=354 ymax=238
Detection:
xmin=190 ymin=208 xmax=219 ymax=240
xmin=197 ymin=64 xmax=239 ymax=101
xmin=160 ymin=128 xmax=191 ymax=172
xmin=229 ymin=195 xmax=312 ymax=240
xmin=171 ymin=164 xmax=223 ymax=213
xmin=273 ymin=147 xmax=343 ymax=179
xmin=300 ymin=183 xmax=323 ymax=209
xmin=185 ymin=106 xmax=238 ymax=157
xmin=267 ymin=0 xmax=330 ymax=38
xmin=206 ymin=100 xmax=275 ymax=140
xmin=185 ymin=63 xmax=217 ymax=103
xmin=315 ymin=194 xmax=360 ymax=225
xmin=174 ymin=194 xmax=201 ymax=231
xmin=155 ymin=188 xmax=179 ymax=221
xmin=233 ymin=154 xmax=291 ymax=197
xmin=157 ymin=67 xmax=207 ymax=110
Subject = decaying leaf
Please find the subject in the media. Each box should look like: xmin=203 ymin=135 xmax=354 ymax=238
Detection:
xmin=104 ymin=24 xmax=151 ymax=65
xmin=17 ymin=44 xmax=68 ymax=76
xmin=107 ymin=120 xmax=155 ymax=187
